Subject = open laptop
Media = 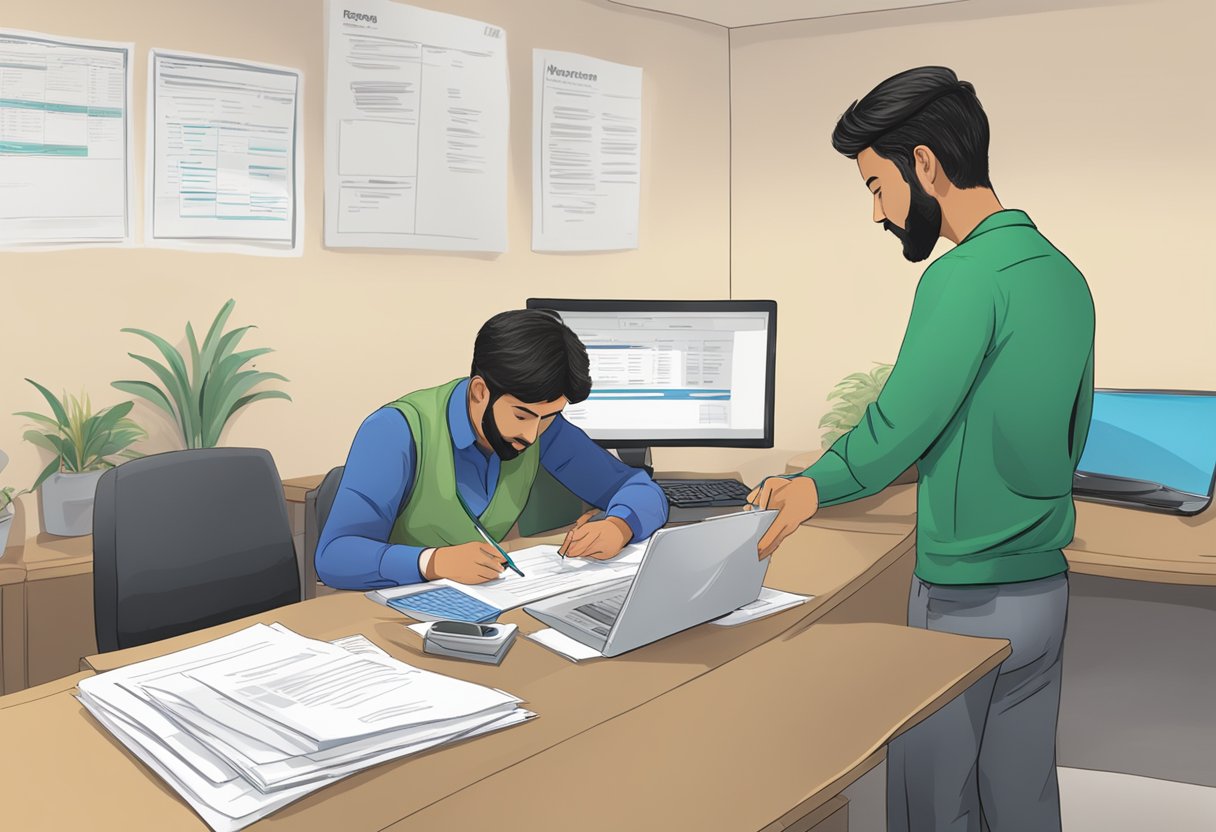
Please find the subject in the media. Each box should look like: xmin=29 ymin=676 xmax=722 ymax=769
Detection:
xmin=524 ymin=509 xmax=778 ymax=658
xmin=1073 ymin=389 xmax=1216 ymax=516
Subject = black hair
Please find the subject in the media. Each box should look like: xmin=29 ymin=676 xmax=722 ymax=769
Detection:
xmin=831 ymin=66 xmax=992 ymax=190
xmin=470 ymin=309 xmax=592 ymax=405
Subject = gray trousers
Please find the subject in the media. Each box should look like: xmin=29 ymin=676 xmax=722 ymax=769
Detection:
xmin=887 ymin=573 xmax=1069 ymax=832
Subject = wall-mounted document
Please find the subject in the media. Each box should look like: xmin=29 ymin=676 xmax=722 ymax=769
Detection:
xmin=532 ymin=50 xmax=642 ymax=252
xmin=0 ymin=29 xmax=132 ymax=248
xmin=324 ymin=0 xmax=509 ymax=252
xmin=147 ymin=51 xmax=303 ymax=255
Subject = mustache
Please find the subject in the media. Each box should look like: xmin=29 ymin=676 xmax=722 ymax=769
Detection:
xmin=883 ymin=219 xmax=907 ymax=240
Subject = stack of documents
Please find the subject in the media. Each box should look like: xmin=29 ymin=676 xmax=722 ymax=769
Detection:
xmin=76 ymin=623 xmax=533 ymax=832
xmin=368 ymin=542 xmax=647 ymax=619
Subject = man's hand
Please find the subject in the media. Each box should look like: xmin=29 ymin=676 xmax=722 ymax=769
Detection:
xmin=746 ymin=476 xmax=820 ymax=558
xmin=559 ymin=510 xmax=633 ymax=560
xmin=425 ymin=542 xmax=506 ymax=584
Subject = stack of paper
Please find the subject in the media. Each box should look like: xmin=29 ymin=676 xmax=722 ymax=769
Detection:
xmin=368 ymin=542 xmax=648 ymax=615
xmin=76 ymin=623 xmax=533 ymax=832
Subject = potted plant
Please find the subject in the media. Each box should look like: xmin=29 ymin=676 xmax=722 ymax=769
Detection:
xmin=0 ymin=485 xmax=24 ymax=557
xmin=113 ymin=298 xmax=291 ymax=449
xmin=16 ymin=381 xmax=146 ymax=536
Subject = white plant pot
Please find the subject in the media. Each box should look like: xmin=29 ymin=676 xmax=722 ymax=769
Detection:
xmin=39 ymin=470 xmax=105 ymax=537
xmin=0 ymin=508 xmax=12 ymax=557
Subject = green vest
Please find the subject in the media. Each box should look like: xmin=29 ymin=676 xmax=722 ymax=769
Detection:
xmin=385 ymin=378 xmax=540 ymax=547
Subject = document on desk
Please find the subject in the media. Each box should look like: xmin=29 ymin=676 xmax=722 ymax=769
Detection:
xmin=532 ymin=49 xmax=642 ymax=252
xmin=0 ymin=29 xmax=133 ymax=248
xmin=76 ymin=623 xmax=533 ymax=832
xmin=370 ymin=542 xmax=647 ymax=613
xmin=147 ymin=50 xmax=303 ymax=255
xmin=323 ymin=0 xmax=508 ymax=251
xmin=711 ymin=587 xmax=812 ymax=626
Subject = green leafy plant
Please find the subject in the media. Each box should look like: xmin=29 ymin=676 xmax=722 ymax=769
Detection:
xmin=818 ymin=363 xmax=894 ymax=450
xmin=113 ymin=298 xmax=291 ymax=449
xmin=16 ymin=381 xmax=147 ymax=490
xmin=0 ymin=486 xmax=25 ymax=514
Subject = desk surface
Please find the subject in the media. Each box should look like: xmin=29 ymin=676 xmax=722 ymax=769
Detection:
xmin=786 ymin=450 xmax=1216 ymax=585
xmin=387 ymin=623 xmax=1009 ymax=832
xmin=0 ymin=504 xmax=921 ymax=831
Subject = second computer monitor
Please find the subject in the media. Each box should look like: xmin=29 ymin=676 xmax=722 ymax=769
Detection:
xmin=525 ymin=299 xmax=776 ymax=449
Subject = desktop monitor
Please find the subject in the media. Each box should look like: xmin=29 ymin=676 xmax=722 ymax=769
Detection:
xmin=525 ymin=299 xmax=777 ymax=467
xmin=1074 ymin=389 xmax=1216 ymax=516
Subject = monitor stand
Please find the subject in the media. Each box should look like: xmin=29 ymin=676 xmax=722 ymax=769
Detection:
xmin=616 ymin=447 xmax=654 ymax=477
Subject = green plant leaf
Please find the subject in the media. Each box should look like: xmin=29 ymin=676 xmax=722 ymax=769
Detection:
xmin=211 ymin=325 xmax=256 ymax=371
xmin=228 ymin=389 xmax=292 ymax=421
xmin=202 ymin=371 xmax=288 ymax=448
xmin=23 ymin=379 xmax=69 ymax=427
xmin=120 ymin=328 xmax=191 ymax=393
xmin=22 ymin=430 xmax=59 ymax=453
xmin=14 ymin=411 xmax=62 ymax=431
xmin=198 ymin=299 xmax=238 ymax=373
xmin=31 ymin=457 xmax=62 ymax=491
xmin=111 ymin=380 xmax=176 ymax=418
xmin=127 ymin=352 xmax=195 ymax=446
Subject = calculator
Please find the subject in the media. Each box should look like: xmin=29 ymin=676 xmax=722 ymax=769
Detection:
xmin=386 ymin=587 xmax=501 ymax=624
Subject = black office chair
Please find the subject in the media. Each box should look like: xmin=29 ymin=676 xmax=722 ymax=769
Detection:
xmin=304 ymin=465 xmax=345 ymax=597
xmin=92 ymin=448 xmax=301 ymax=653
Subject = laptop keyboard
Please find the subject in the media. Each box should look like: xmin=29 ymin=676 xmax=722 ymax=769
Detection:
xmin=574 ymin=589 xmax=628 ymax=628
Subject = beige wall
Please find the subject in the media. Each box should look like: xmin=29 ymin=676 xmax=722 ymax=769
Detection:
xmin=0 ymin=0 xmax=732 ymax=529
xmin=731 ymin=0 xmax=1216 ymax=458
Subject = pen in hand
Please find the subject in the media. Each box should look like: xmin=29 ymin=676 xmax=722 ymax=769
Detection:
xmin=471 ymin=522 xmax=525 ymax=578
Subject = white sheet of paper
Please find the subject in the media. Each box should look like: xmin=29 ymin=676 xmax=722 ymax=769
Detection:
xmin=711 ymin=587 xmax=812 ymax=626
xmin=372 ymin=542 xmax=646 ymax=613
xmin=323 ymin=0 xmax=508 ymax=251
xmin=147 ymin=50 xmax=303 ymax=255
xmin=0 ymin=29 xmax=133 ymax=248
xmin=526 ymin=628 xmax=603 ymax=662
xmin=179 ymin=631 xmax=518 ymax=747
xmin=532 ymin=49 xmax=642 ymax=252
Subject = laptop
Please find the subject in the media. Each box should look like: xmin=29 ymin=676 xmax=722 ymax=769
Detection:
xmin=524 ymin=509 xmax=778 ymax=658
xmin=1073 ymin=389 xmax=1216 ymax=516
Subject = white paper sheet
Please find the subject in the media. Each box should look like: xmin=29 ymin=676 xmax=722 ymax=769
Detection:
xmin=146 ymin=50 xmax=303 ymax=255
xmin=711 ymin=587 xmax=811 ymax=626
xmin=370 ymin=542 xmax=646 ymax=613
xmin=0 ymin=29 xmax=132 ymax=248
xmin=323 ymin=0 xmax=508 ymax=251
xmin=76 ymin=623 xmax=530 ymax=832
xmin=526 ymin=627 xmax=603 ymax=662
xmin=532 ymin=49 xmax=642 ymax=252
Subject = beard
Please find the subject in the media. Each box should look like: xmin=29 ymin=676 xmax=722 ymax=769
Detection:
xmin=884 ymin=176 xmax=942 ymax=263
xmin=481 ymin=393 xmax=530 ymax=461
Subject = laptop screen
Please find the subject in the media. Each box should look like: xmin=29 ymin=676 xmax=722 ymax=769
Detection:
xmin=1078 ymin=391 xmax=1216 ymax=498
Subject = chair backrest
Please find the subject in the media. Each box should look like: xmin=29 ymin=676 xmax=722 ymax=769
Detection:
xmin=303 ymin=465 xmax=344 ymax=597
xmin=93 ymin=448 xmax=300 ymax=653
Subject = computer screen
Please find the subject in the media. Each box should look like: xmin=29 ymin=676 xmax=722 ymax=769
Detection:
xmin=1077 ymin=390 xmax=1216 ymax=498
xmin=525 ymin=299 xmax=776 ymax=448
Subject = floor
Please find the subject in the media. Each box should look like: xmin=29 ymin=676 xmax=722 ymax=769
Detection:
xmin=842 ymin=762 xmax=1216 ymax=831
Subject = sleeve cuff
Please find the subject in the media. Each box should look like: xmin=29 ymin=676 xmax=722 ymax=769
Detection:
xmin=606 ymin=506 xmax=641 ymax=542
xmin=379 ymin=544 xmax=427 ymax=587
xmin=800 ymin=449 xmax=865 ymax=505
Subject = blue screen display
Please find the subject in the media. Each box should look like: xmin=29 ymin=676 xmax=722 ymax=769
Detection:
xmin=1078 ymin=392 xmax=1216 ymax=497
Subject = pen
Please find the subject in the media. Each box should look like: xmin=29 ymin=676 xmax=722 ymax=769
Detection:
xmin=470 ymin=520 xmax=526 ymax=578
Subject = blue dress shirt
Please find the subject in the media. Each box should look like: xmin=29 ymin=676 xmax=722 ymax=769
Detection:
xmin=316 ymin=379 xmax=669 ymax=590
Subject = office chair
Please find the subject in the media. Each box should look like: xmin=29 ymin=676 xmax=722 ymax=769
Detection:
xmin=303 ymin=465 xmax=345 ymax=598
xmin=93 ymin=448 xmax=301 ymax=653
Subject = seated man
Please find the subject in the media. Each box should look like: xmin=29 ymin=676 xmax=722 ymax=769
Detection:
xmin=316 ymin=309 xmax=669 ymax=590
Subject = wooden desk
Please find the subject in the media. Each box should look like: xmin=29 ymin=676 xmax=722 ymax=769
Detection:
xmin=785 ymin=450 xmax=1216 ymax=585
xmin=387 ymin=624 xmax=1010 ymax=832
xmin=0 ymin=502 xmax=920 ymax=831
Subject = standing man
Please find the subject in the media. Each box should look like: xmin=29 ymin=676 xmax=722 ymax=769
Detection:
xmin=749 ymin=67 xmax=1095 ymax=831
xmin=317 ymin=309 xmax=668 ymax=590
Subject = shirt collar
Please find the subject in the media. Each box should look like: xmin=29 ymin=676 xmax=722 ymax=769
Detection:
xmin=448 ymin=377 xmax=478 ymax=450
xmin=960 ymin=209 xmax=1035 ymax=244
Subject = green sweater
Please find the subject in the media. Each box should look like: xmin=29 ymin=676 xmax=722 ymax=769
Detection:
xmin=802 ymin=210 xmax=1095 ymax=585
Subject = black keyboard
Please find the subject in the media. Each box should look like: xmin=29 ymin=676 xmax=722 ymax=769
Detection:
xmin=656 ymin=478 xmax=752 ymax=508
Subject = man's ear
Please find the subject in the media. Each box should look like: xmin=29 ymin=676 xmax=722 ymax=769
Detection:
xmin=469 ymin=375 xmax=489 ymax=404
xmin=913 ymin=144 xmax=941 ymax=194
